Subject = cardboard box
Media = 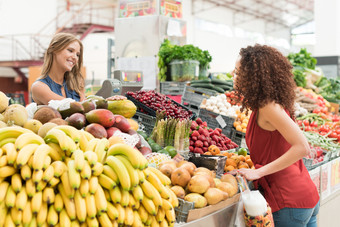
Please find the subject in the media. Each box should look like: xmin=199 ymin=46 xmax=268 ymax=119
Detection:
xmin=186 ymin=193 xmax=240 ymax=223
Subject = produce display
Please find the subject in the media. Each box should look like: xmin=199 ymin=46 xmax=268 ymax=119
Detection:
xmin=200 ymin=94 xmax=239 ymax=118
xmin=189 ymin=79 xmax=233 ymax=93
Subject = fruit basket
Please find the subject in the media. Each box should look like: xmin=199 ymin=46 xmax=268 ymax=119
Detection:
xmin=188 ymin=153 xmax=227 ymax=177
xmin=175 ymin=198 xmax=195 ymax=223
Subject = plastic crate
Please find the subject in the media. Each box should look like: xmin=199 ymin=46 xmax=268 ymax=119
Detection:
xmin=188 ymin=153 xmax=227 ymax=177
xmin=230 ymin=128 xmax=247 ymax=148
xmin=181 ymin=85 xmax=219 ymax=109
xmin=132 ymin=111 xmax=156 ymax=136
xmin=175 ymin=198 xmax=195 ymax=223
xmin=126 ymin=94 xmax=197 ymax=120
xmin=198 ymin=108 xmax=235 ymax=138
xmin=160 ymin=82 xmax=187 ymax=95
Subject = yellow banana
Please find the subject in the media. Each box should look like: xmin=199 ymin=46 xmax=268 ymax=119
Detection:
xmin=145 ymin=213 xmax=153 ymax=226
xmin=115 ymin=155 xmax=140 ymax=188
xmin=78 ymin=130 xmax=89 ymax=151
xmin=15 ymin=132 xmax=45 ymax=151
xmin=107 ymin=202 xmax=119 ymax=221
xmin=85 ymin=138 xmax=100 ymax=152
xmin=138 ymin=204 xmax=149 ymax=224
xmin=51 ymin=160 xmax=66 ymax=178
xmin=98 ymin=212 xmax=112 ymax=227
xmin=85 ymin=193 xmax=97 ymax=219
xmin=115 ymin=203 xmax=125 ymax=226
xmin=22 ymin=200 xmax=32 ymax=225
xmin=16 ymin=143 xmax=39 ymax=168
xmin=104 ymin=188 xmax=112 ymax=202
xmin=161 ymin=199 xmax=173 ymax=211
xmin=68 ymin=160 xmax=81 ymax=190
xmin=5 ymin=212 xmax=16 ymax=227
xmin=156 ymin=207 xmax=165 ymax=223
xmin=165 ymin=187 xmax=179 ymax=208
xmin=132 ymin=185 xmax=144 ymax=202
xmin=140 ymin=180 xmax=158 ymax=200
xmin=5 ymin=186 xmax=16 ymax=208
xmin=11 ymin=173 xmax=22 ymax=193
xmin=43 ymin=165 xmax=55 ymax=183
xmin=107 ymin=143 xmax=147 ymax=169
xmin=47 ymin=204 xmax=59 ymax=226
xmin=83 ymin=130 xmax=95 ymax=141
xmin=36 ymin=179 xmax=48 ymax=192
xmin=135 ymin=197 xmax=141 ymax=210
xmin=91 ymin=161 xmax=104 ymax=176
xmin=43 ymin=155 xmax=51 ymax=170
xmin=27 ymin=154 xmax=34 ymax=168
xmin=124 ymin=206 xmax=134 ymax=226
xmin=20 ymin=164 xmax=31 ymax=180
xmin=165 ymin=208 xmax=176 ymax=225
xmin=54 ymin=193 xmax=64 ymax=213
xmin=109 ymin=185 xmax=121 ymax=204
xmin=80 ymin=161 xmax=92 ymax=180
xmin=79 ymin=179 xmax=89 ymax=198
xmin=43 ymin=187 xmax=55 ymax=204
xmin=54 ymin=125 xmax=81 ymax=144
xmin=0 ymin=166 xmax=16 ymax=178
xmin=0 ymin=137 xmax=16 ymax=148
xmin=160 ymin=218 xmax=169 ymax=227
xmin=0 ymin=126 xmax=31 ymax=142
xmin=147 ymin=167 xmax=171 ymax=186
xmin=103 ymin=164 xmax=119 ymax=184
xmin=132 ymin=210 xmax=143 ymax=227
xmin=25 ymin=179 xmax=36 ymax=198
xmin=16 ymin=187 xmax=28 ymax=211
xmin=72 ymin=149 xmax=85 ymax=172
xmin=137 ymin=169 xmax=146 ymax=184
xmin=32 ymin=169 xmax=44 ymax=185
xmin=2 ymin=142 xmax=17 ymax=165
xmin=84 ymin=150 xmax=98 ymax=167
xmin=0 ymin=181 xmax=9 ymax=201
xmin=120 ymin=188 xmax=130 ymax=208
xmin=141 ymin=196 xmax=157 ymax=216
xmin=98 ymin=173 xmax=117 ymax=190
xmin=37 ymin=202 xmax=48 ymax=226
xmin=0 ymin=202 xmax=7 ymax=226
xmin=31 ymin=191 xmax=43 ymax=214
xmin=129 ymin=192 xmax=137 ymax=209
xmin=0 ymin=155 xmax=8 ymax=167
xmin=45 ymin=128 xmax=77 ymax=154
xmin=48 ymin=143 xmax=65 ymax=161
xmin=144 ymin=168 xmax=170 ymax=199
xmin=89 ymin=176 xmax=99 ymax=194
xmin=61 ymin=171 xmax=75 ymax=199
xmin=74 ymin=190 xmax=87 ymax=223
xmin=58 ymin=184 xmax=77 ymax=220
xmin=47 ymin=177 xmax=60 ymax=188
xmin=106 ymin=156 xmax=131 ymax=191
xmin=10 ymin=207 xmax=22 ymax=226
xmin=94 ymin=138 xmax=109 ymax=163
xmin=59 ymin=209 xmax=71 ymax=227
xmin=94 ymin=185 xmax=107 ymax=214
xmin=32 ymin=144 xmax=50 ymax=171
xmin=86 ymin=216 xmax=99 ymax=227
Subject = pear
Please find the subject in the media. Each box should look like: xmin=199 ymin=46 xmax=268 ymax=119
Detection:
xmin=204 ymin=188 xmax=228 ymax=205
xmin=171 ymin=168 xmax=191 ymax=188
xmin=187 ymin=175 xmax=210 ymax=194
xmin=159 ymin=163 xmax=176 ymax=179
xmin=213 ymin=178 xmax=222 ymax=187
xmin=179 ymin=162 xmax=196 ymax=176
xmin=217 ymin=182 xmax=238 ymax=197
xmin=184 ymin=193 xmax=207 ymax=208
xmin=220 ymin=174 xmax=238 ymax=189
xmin=170 ymin=186 xmax=186 ymax=199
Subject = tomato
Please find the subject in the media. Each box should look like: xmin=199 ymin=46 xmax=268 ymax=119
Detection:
xmin=313 ymin=109 xmax=321 ymax=114
xmin=329 ymin=132 xmax=338 ymax=138
xmin=319 ymin=125 xmax=330 ymax=133
xmin=310 ymin=121 xmax=318 ymax=127
xmin=336 ymin=129 xmax=340 ymax=135
xmin=320 ymin=131 xmax=327 ymax=136
xmin=226 ymin=92 xmax=231 ymax=97
xmin=304 ymin=126 xmax=312 ymax=131
xmin=297 ymin=120 xmax=303 ymax=126
xmin=303 ymin=120 xmax=310 ymax=126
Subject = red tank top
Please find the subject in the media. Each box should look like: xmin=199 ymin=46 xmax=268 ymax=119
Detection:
xmin=246 ymin=110 xmax=319 ymax=212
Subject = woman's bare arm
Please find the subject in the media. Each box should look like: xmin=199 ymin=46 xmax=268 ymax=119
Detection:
xmin=31 ymin=81 xmax=65 ymax=105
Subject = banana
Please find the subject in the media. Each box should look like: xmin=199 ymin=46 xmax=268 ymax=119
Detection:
xmin=5 ymin=186 xmax=16 ymax=208
xmin=72 ymin=149 xmax=85 ymax=172
xmin=0 ymin=137 xmax=16 ymax=148
xmin=79 ymin=179 xmax=89 ymax=198
xmin=0 ymin=202 xmax=7 ymax=227
xmin=15 ymin=132 xmax=45 ymax=151
xmin=98 ymin=212 xmax=112 ymax=227
xmin=32 ymin=169 xmax=44 ymax=185
xmin=165 ymin=187 xmax=179 ymax=208
xmin=120 ymin=188 xmax=130 ymax=208
xmin=11 ymin=173 xmax=22 ymax=193
xmin=94 ymin=138 xmax=109 ymax=163
xmin=85 ymin=138 xmax=100 ymax=152
xmin=43 ymin=165 xmax=55 ymax=182
xmin=68 ymin=160 xmax=81 ymax=190
xmin=94 ymin=185 xmax=107 ymax=214
xmin=129 ymin=192 xmax=137 ymax=209
xmin=98 ymin=173 xmax=117 ymax=190
xmin=74 ymin=190 xmax=87 ymax=223
xmin=107 ymin=202 xmax=119 ymax=221
xmin=43 ymin=155 xmax=51 ymax=170
xmin=0 ymin=126 xmax=31 ymax=142
xmin=144 ymin=168 xmax=170 ymax=199
xmin=59 ymin=209 xmax=71 ymax=227
xmin=51 ymin=160 xmax=67 ymax=178
xmin=124 ymin=206 xmax=134 ymax=226
xmin=2 ymin=142 xmax=17 ymax=165
xmin=140 ymin=180 xmax=158 ymax=200
xmin=151 ymin=216 xmax=159 ymax=227
xmin=26 ymin=179 xmax=36 ymax=198
xmin=43 ymin=187 xmax=55 ymax=204
xmin=27 ymin=155 xmax=33 ymax=168
xmin=145 ymin=213 xmax=153 ymax=226
xmin=0 ymin=181 xmax=9 ymax=201
xmin=133 ymin=210 xmax=143 ymax=227
xmin=31 ymin=191 xmax=43 ymax=214
xmin=84 ymin=150 xmax=98 ymax=167
xmin=0 ymin=155 xmax=8 ymax=167
xmin=91 ymin=162 xmax=104 ymax=176
xmin=135 ymin=197 xmax=141 ymax=210
xmin=106 ymin=156 xmax=131 ymax=191
xmin=85 ymin=193 xmax=97 ymax=219
xmin=115 ymin=203 xmax=125 ymax=226
xmin=32 ymin=144 xmax=51 ymax=171
xmin=83 ymin=130 xmax=95 ymax=141
xmin=36 ymin=179 xmax=48 ymax=192
xmin=16 ymin=187 xmax=28 ymax=211
xmin=48 ymin=177 xmax=60 ymax=188
xmin=132 ymin=185 xmax=144 ymax=203
xmin=37 ymin=202 xmax=48 ymax=227
xmin=5 ymin=212 xmax=16 ymax=227
xmin=165 ymin=208 xmax=176 ymax=225
xmin=137 ymin=169 xmax=146 ymax=184
xmin=141 ymin=196 xmax=157 ymax=216
xmin=109 ymin=185 xmax=121 ymax=204
xmin=11 ymin=207 xmax=22 ymax=226
xmin=156 ymin=208 xmax=165 ymax=224
xmin=20 ymin=164 xmax=32 ymax=180
xmin=54 ymin=193 xmax=64 ymax=213
xmin=87 ymin=216 xmax=99 ymax=227
xmin=80 ymin=161 xmax=92 ymax=179
xmin=147 ymin=167 xmax=171 ymax=186
xmin=47 ymin=204 xmax=59 ymax=226
xmin=54 ymin=125 xmax=81 ymax=144
xmin=58 ymin=184 xmax=77 ymax=220
xmin=104 ymin=188 xmax=112 ymax=202
xmin=16 ymin=143 xmax=39 ymax=168
xmin=160 ymin=218 xmax=169 ymax=227
xmin=22 ymin=200 xmax=32 ymax=225
xmin=60 ymin=171 xmax=75 ymax=199
xmin=89 ymin=176 xmax=99 ymax=194
xmin=116 ymin=155 xmax=140 ymax=188
xmin=107 ymin=143 xmax=147 ymax=169
xmin=78 ymin=130 xmax=89 ymax=151
xmin=138 ymin=204 xmax=149 ymax=224
xmin=48 ymin=143 xmax=65 ymax=161
xmin=45 ymin=128 xmax=77 ymax=154
xmin=161 ymin=199 xmax=173 ymax=211
xmin=103 ymin=164 xmax=119 ymax=184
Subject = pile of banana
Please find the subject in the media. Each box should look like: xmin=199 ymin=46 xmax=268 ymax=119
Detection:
xmin=0 ymin=125 xmax=178 ymax=226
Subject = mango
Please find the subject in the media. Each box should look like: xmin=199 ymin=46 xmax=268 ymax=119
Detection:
xmin=107 ymin=100 xmax=136 ymax=118
xmin=112 ymin=115 xmax=131 ymax=133
xmin=66 ymin=113 xmax=86 ymax=129
xmin=86 ymin=109 xmax=115 ymax=128
xmin=58 ymin=102 xmax=84 ymax=119
xmin=85 ymin=123 xmax=107 ymax=139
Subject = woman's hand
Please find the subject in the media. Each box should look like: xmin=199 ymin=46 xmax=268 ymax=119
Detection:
xmin=230 ymin=168 xmax=263 ymax=181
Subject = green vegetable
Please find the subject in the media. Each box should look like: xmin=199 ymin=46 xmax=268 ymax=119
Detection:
xmin=292 ymin=68 xmax=307 ymax=88
xmin=287 ymin=48 xmax=317 ymax=70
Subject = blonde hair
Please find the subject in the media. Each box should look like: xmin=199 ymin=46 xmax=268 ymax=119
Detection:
xmin=40 ymin=32 xmax=84 ymax=95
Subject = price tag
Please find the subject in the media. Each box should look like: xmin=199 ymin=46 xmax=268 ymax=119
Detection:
xmin=216 ymin=115 xmax=227 ymax=128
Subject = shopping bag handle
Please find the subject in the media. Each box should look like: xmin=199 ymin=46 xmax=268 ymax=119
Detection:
xmin=236 ymin=173 xmax=250 ymax=193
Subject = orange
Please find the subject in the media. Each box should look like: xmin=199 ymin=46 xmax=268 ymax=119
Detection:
xmin=236 ymin=125 xmax=243 ymax=131
xmin=245 ymin=159 xmax=254 ymax=168
xmin=224 ymin=165 xmax=235 ymax=172
xmin=239 ymin=155 xmax=245 ymax=162
xmin=230 ymin=155 xmax=241 ymax=165
xmin=241 ymin=123 xmax=247 ymax=129
xmin=242 ymin=128 xmax=247 ymax=133
xmin=245 ymin=155 xmax=250 ymax=160
xmin=225 ymin=159 xmax=237 ymax=168
xmin=233 ymin=121 xmax=240 ymax=128
xmin=242 ymin=118 xmax=249 ymax=124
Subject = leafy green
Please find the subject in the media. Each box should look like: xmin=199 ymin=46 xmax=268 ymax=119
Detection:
xmin=287 ymin=48 xmax=317 ymax=69
xmin=293 ymin=68 xmax=307 ymax=87
xmin=316 ymin=77 xmax=340 ymax=103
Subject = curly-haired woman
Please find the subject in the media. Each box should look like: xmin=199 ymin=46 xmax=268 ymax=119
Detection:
xmin=232 ymin=44 xmax=319 ymax=227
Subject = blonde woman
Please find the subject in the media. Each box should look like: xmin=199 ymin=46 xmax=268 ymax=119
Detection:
xmin=31 ymin=33 xmax=85 ymax=104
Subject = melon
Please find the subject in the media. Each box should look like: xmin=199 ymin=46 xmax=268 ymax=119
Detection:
xmin=107 ymin=100 xmax=137 ymax=118
xmin=0 ymin=91 xmax=9 ymax=113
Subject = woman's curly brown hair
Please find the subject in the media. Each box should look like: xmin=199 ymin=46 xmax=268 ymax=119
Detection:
xmin=234 ymin=44 xmax=296 ymax=116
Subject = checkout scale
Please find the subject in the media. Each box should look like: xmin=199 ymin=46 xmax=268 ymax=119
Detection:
xmin=95 ymin=70 xmax=144 ymax=98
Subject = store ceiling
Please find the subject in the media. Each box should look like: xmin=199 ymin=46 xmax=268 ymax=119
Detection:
xmin=193 ymin=0 xmax=314 ymax=30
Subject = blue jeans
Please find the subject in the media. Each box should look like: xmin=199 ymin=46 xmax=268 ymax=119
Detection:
xmin=272 ymin=201 xmax=320 ymax=227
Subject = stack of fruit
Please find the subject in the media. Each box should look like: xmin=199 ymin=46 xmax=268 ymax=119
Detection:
xmin=224 ymin=149 xmax=254 ymax=172
xmin=233 ymin=109 xmax=251 ymax=133
xmin=0 ymin=125 xmax=178 ymax=226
